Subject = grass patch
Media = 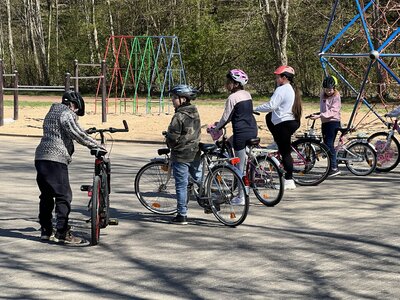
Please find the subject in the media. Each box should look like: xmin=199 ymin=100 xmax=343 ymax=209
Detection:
xmin=3 ymin=100 xmax=53 ymax=107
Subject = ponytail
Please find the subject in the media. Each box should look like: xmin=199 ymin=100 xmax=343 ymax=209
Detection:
xmin=289 ymin=77 xmax=302 ymax=121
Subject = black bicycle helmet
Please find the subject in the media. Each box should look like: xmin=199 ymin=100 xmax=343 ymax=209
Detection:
xmin=322 ymin=75 xmax=337 ymax=89
xmin=169 ymin=84 xmax=198 ymax=101
xmin=62 ymin=90 xmax=85 ymax=116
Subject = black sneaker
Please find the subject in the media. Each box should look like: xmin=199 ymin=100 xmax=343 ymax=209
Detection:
xmin=53 ymin=229 xmax=83 ymax=244
xmin=40 ymin=227 xmax=53 ymax=241
xmin=328 ymin=168 xmax=341 ymax=177
xmin=171 ymin=214 xmax=188 ymax=225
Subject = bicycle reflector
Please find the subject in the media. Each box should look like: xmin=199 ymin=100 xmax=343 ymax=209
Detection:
xmin=230 ymin=157 xmax=240 ymax=165
xmin=152 ymin=202 xmax=161 ymax=208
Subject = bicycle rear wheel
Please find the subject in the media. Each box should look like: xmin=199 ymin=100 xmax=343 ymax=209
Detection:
xmin=291 ymin=139 xmax=331 ymax=186
xmin=250 ymin=155 xmax=284 ymax=207
xmin=368 ymin=132 xmax=400 ymax=172
xmin=207 ymin=165 xmax=249 ymax=227
xmin=91 ymin=176 xmax=101 ymax=246
xmin=134 ymin=161 xmax=177 ymax=215
xmin=345 ymin=142 xmax=377 ymax=176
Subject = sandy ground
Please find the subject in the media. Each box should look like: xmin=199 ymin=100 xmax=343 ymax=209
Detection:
xmin=0 ymin=95 xmax=387 ymax=144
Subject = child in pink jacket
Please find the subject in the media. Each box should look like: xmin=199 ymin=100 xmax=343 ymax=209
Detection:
xmin=310 ymin=75 xmax=341 ymax=177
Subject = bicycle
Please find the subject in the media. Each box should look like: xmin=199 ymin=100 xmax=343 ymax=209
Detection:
xmin=134 ymin=134 xmax=250 ymax=227
xmin=367 ymin=116 xmax=400 ymax=172
xmin=209 ymin=126 xmax=284 ymax=207
xmin=80 ymin=120 xmax=129 ymax=245
xmin=302 ymin=113 xmax=377 ymax=176
xmin=252 ymin=111 xmax=331 ymax=186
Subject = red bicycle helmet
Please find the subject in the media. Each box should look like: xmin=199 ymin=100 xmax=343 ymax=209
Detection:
xmin=274 ymin=65 xmax=295 ymax=76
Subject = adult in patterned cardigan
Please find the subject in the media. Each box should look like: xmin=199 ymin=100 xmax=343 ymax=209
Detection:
xmin=35 ymin=91 xmax=103 ymax=244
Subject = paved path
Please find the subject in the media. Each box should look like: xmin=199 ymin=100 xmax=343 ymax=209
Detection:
xmin=0 ymin=136 xmax=399 ymax=299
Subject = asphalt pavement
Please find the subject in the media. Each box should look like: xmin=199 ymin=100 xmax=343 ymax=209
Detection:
xmin=0 ymin=135 xmax=399 ymax=299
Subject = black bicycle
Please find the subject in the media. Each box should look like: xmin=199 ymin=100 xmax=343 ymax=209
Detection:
xmin=81 ymin=120 xmax=129 ymax=245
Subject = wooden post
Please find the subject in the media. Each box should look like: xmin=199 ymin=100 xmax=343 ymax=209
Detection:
xmin=65 ymin=73 xmax=71 ymax=91
xmin=13 ymin=70 xmax=18 ymax=120
xmin=0 ymin=59 xmax=4 ymax=126
xmin=74 ymin=59 xmax=79 ymax=92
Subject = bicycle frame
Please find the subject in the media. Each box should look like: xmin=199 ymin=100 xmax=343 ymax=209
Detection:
xmin=81 ymin=120 xmax=129 ymax=245
xmin=335 ymin=130 xmax=374 ymax=162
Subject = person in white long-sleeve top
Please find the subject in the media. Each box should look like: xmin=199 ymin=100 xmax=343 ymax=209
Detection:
xmin=254 ymin=65 xmax=303 ymax=190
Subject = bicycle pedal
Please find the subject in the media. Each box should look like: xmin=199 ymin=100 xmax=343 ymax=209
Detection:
xmin=108 ymin=219 xmax=119 ymax=225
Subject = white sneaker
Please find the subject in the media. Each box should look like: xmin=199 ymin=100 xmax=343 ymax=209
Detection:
xmin=230 ymin=196 xmax=245 ymax=205
xmin=284 ymin=179 xmax=296 ymax=190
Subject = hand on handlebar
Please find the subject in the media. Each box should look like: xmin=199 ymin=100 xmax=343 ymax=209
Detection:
xmin=207 ymin=123 xmax=223 ymax=141
xmin=306 ymin=112 xmax=321 ymax=120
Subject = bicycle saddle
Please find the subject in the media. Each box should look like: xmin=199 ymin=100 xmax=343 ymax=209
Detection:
xmin=158 ymin=148 xmax=170 ymax=155
xmin=246 ymin=138 xmax=260 ymax=147
xmin=199 ymin=143 xmax=217 ymax=153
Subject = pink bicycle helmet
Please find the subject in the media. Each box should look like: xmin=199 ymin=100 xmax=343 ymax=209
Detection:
xmin=228 ymin=69 xmax=249 ymax=86
xmin=274 ymin=65 xmax=295 ymax=76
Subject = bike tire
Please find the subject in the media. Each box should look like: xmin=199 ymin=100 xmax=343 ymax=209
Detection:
xmin=91 ymin=176 xmax=101 ymax=246
xmin=291 ymin=138 xmax=331 ymax=186
xmin=345 ymin=142 xmax=377 ymax=176
xmin=250 ymin=155 xmax=284 ymax=207
xmin=134 ymin=161 xmax=177 ymax=215
xmin=367 ymin=132 xmax=400 ymax=172
xmin=206 ymin=165 xmax=249 ymax=227
xmin=101 ymin=172 xmax=110 ymax=228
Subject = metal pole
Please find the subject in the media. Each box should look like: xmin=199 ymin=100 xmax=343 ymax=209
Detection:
xmin=101 ymin=60 xmax=107 ymax=123
xmin=13 ymin=70 xmax=18 ymax=120
xmin=65 ymin=73 xmax=71 ymax=91
xmin=0 ymin=59 xmax=4 ymax=126
xmin=74 ymin=59 xmax=79 ymax=92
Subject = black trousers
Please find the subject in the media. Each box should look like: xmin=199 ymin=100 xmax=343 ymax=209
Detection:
xmin=35 ymin=160 xmax=72 ymax=232
xmin=266 ymin=113 xmax=300 ymax=179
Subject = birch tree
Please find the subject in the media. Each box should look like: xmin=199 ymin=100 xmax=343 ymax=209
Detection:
xmin=258 ymin=0 xmax=290 ymax=65
xmin=6 ymin=0 xmax=16 ymax=69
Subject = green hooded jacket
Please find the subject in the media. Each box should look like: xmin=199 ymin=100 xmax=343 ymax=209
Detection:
xmin=166 ymin=103 xmax=201 ymax=162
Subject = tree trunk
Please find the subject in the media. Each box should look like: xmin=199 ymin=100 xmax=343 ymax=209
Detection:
xmin=47 ymin=0 xmax=53 ymax=71
xmin=0 ymin=23 xmax=4 ymax=59
xmin=6 ymin=0 xmax=16 ymax=69
xmin=258 ymin=0 xmax=289 ymax=65
xmin=106 ymin=0 xmax=115 ymax=37
xmin=34 ymin=0 xmax=49 ymax=84
xmin=55 ymin=0 xmax=59 ymax=71
xmin=91 ymin=0 xmax=101 ymax=62
xmin=83 ymin=0 xmax=95 ymax=63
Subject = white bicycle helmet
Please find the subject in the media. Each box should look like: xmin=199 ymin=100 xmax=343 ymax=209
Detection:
xmin=227 ymin=69 xmax=249 ymax=86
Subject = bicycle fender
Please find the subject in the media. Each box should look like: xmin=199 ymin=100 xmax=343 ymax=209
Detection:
xmin=269 ymin=155 xmax=280 ymax=167
xmin=150 ymin=157 xmax=168 ymax=163
xmin=348 ymin=139 xmax=376 ymax=152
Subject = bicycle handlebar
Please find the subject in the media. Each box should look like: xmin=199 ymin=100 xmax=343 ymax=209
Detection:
xmin=305 ymin=112 xmax=321 ymax=119
xmin=86 ymin=120 xmax=129 ymax=134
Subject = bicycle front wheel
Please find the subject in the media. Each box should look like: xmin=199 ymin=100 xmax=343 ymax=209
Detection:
xmin=291 ymin=139 xmax=331 ymax=186
xmin=345 ymin=142 xmax=377 ymax=176
xmin=368 ymin=132 xmax=400 ymax=172
xmin=250 ymin=155 xmax=284 ymax=207
xmin=91 ymin=176 xmax=101 ymax=246
xmin=134 ymin=161 xmax=177 ymax=215
xmin=207 ymin=165 xmax=249 ymax=227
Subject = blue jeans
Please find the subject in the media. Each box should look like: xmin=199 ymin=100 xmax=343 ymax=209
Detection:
xmin=172 ymin=160 xmax=202 ymax=216
xmin=322 ymin=121 xmax=340 ymax=169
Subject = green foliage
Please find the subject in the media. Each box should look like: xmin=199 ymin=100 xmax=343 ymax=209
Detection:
xmin=0 ymin=0 xmax=397 ymax=99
